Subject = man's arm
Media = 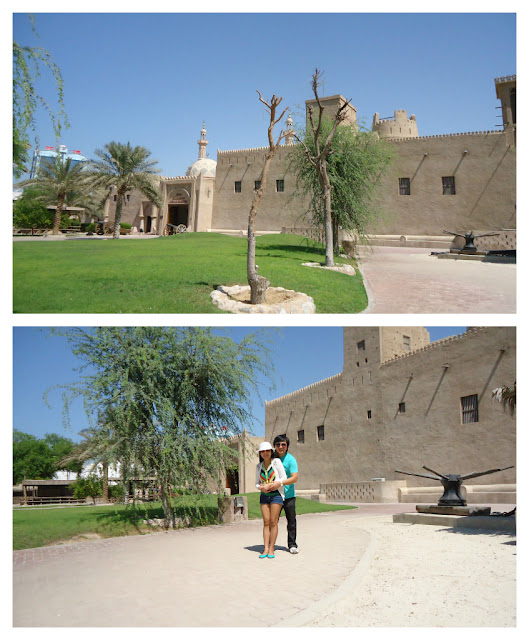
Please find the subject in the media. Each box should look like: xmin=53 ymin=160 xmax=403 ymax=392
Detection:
xmin=264 ymin=472 xmax=298 ymax=492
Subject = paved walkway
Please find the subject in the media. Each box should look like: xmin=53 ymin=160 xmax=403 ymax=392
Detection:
xmin=356 ymin=246 xmax=516 ymax=314
xmin=13 ymin=503 xmax=516 ymax=627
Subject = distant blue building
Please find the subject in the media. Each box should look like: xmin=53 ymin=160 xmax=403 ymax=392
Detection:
xmin=29 ymin=144 xmax=88 ymax=178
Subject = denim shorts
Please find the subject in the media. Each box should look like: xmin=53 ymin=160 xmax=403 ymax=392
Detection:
xmin=260 ymin=493 xmax=284 ymax=505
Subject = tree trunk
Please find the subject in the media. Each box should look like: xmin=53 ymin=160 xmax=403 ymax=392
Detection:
xmin=102 ymin=460 xmax=109 ymax=503
xmin=333 ymin=216 xmax=340 ymax=254
xmin=113 ymin=190 xmax=124 ymax=239
xmin=52 ymin=194 xmax=65 ymax=235
xmin=321 ymin=166 xmax=334 ymax=266
xmin=247 ymin=151 xmax=274 ymax=304
xmin=160 ymin=484 xmax=175 ymax=528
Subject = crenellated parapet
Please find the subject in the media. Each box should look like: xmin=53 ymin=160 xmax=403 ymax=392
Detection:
xmin=380 ymin=328 xmax=485 ymax=365
xmin=372 ymin=109 xmax=419 ymax=139
xmin=384 ymin=129 xmax=502 ymax=144
xmin=495 ymin=75 xmax=516 ymax=84
xmin=265 ymin=372 xmax=343 ymax=408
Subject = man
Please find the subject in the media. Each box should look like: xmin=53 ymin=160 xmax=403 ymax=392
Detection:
xmin=260 ymin=433 xmax=299 ymax=554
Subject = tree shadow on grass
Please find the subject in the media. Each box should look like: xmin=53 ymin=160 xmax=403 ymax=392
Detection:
xmin=93 ymin=502 xmax=220 ymax=532
xmin=256 ymin=242 xmax=325 ymax=257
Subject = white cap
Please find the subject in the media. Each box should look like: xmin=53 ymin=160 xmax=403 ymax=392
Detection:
xmin=258 ymin=441 xmax=273 ymax=452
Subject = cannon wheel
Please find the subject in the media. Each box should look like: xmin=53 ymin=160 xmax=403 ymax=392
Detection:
xmin=176 ymin=224 xmax=187 ymax=234
xmin=163 ymin=225 xmax=170 ymax=236
xmin=103 ymin=223 xmax=114 ymax=236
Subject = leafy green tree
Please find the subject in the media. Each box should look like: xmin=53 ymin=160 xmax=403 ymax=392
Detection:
xmin=13 ymin=186 xmax=55 ymax=229
xmin=71 ymin=475 xmax=102 ymax=504
xmin=88 ymin=142 xmax=162 ymax=239
xmin=290 ymin=115 xmax=393 ymax=254
xmin=13 ymin=15 xmax=69 ymax=178
xmin=46 ymin=327 xmax=275 ymax=525
xmin=16 ymin=156 xmax=91 ymax=235
xmin=13 ymin=430 xmax=56 ymax=484
xmin=291 ymin=69 xmax=354 ymax=266
xmin=43 ymin=433 xmax=83 ymax=477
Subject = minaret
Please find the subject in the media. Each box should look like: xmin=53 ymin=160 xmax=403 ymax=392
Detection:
xmin=198 ymin=121 xmax=208 ymax=159
xmin=284 ymin=113 xmax=295 ymax=146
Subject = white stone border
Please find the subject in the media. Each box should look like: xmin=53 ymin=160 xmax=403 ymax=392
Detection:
xmin=302 ymin=262 xmax=356 ymax=276
xmin=210 ymin=285 xmax=316 ymax=314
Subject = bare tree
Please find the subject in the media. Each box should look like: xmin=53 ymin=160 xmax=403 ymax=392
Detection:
xmin=294 ymin=69 xmax=353 ymax=266
xmin=247 ymin=91 xmax=289 ymax=304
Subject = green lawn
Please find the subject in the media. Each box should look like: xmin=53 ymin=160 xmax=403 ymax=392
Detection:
xmin=13 ymin=494 xmax=357 ymax=550
xmin=13 ymin=233 xmax=367 ymax=313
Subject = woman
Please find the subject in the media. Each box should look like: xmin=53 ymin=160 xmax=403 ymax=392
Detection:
xmin=255 ymin=441 xmax=287 ymax=558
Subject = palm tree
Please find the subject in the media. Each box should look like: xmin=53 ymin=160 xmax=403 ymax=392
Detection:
xmin=16 ymin=156 xmax=90 ymax=235
xmin=59 ymin=422 xmax=124 ymax=502
xmin=89 ymin=141 xmax=162 ymax=238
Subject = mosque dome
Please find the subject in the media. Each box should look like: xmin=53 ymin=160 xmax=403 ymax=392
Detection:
xmin=186 ymin=157 xmax=217 ymax=178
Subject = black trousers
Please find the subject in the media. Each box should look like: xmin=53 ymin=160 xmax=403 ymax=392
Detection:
xmin=282 ymin=497 xmax=297 ymax=549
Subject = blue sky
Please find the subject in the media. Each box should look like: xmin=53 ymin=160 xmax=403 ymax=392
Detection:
xmin=12 ymin=10 xmax=516 ymax=179
xmin=13 ymin=326 xmax=466 ymax=441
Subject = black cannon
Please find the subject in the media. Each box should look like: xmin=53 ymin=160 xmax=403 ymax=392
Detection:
xmin=443 ymin=230 xmax=499 ymax=254
xmin=395 ymin=464 xmax=514 ymax=507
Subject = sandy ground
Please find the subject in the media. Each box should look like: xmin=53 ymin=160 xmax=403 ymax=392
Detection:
xmin=309 ymin=515 xmax=516 ymax=627
xmin=13 ymin=506 xmax=516 ymax=628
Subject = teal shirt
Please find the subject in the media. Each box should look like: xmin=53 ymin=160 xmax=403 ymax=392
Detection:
xmin=279 ymin=452 xmax=298 ymax=499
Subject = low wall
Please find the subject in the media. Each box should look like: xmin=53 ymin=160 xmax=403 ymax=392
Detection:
xmin=320 ymin=480 xmax=407 ymax=503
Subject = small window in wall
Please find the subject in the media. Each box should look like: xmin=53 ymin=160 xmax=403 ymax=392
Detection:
xmin=276 ymin=179 xmax=285 ymax=193
xmin=399 ymin=178 xmax=411 ymax=195
xmin=398 ymin=402 xmax=406 ymax=413
xmin=254 ymin=180 xmax=261 ymax=191
xmin=442 ymin=176 xmax=456 ymax=195
xmin=357 ymin=340 xmax=365 ymax=352
xmin=113 ymin=195 xmax=117 ymax=202
xmin=367 ymin=410 xmax=372 ymax=419
xmin=317 ymin=426 xmax=325 ymax=441
xmin=461 ymin=394 xmax=479 ymax=423
xmin=126 ymin=194 xmax=131 ymax=202
xmin=297 ymin=430 xmax=305 ymax=444
xmin=234 ymin=181 xmax=242 ymax=193
xmin=403 ymin=335 xmax=411 ymax=351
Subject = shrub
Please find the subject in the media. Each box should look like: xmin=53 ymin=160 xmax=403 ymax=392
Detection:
xmin=71 ymin=475 xmax=102 ymax=504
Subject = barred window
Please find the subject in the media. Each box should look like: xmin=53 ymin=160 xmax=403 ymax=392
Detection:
xmin=367 ymin=410 xmax=372 ymax=419
xmin=442 ymin=176 xmax=456 ymax=195
xmin=403 ymin=335 xmax=410 ymax=351
xmin=276 ymin=179 xmax=285 ymax=193
xmin=317 ymin=425 xmax=325 ymax=441
xmin=297 ymin=429 xmax=305 ymax=444
xmin=398 ymin=402 xmax=406 ymax=413
xmin=254 ymin=180 xmax=261 ymax=191
xmin=234 ymin=181 xmax=242 ymax=193
xmin=461 ymin=394 xmax=479 ymax=423
xmin=399 ymin=177 xmax=411 ymax=195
